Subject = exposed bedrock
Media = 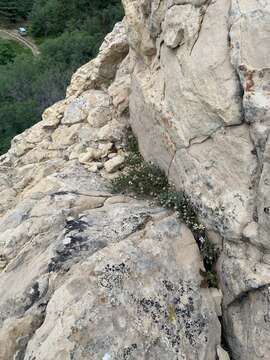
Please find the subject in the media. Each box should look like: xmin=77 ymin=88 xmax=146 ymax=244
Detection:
xmin=0 ymin=1 xmax=269 ymax=358
xmin=123 ymin=0 xmax=270 ymax=358
xmin=0 ymin=22 xmax=222 ymax=360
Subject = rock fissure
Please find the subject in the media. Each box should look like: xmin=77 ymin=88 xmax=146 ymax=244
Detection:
xmin=227 ymin=283 xmax=270 ymax=309
xmin=167 ymin=150 xmax=177 ymax=179
xmin=190 ymin=0 xmax=212 ymax=55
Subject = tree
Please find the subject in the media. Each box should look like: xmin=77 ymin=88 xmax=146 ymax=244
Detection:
xmin=40 ymin=31 xmax=95 ymax=69
xmin=0 ymin=0 xmax=34 ymax=21
xmin=0 ymin=41 xmax=16 ymax=65
xmin=30 ymin=0 xmax=123 ymax=37
xmin=0 ymin=1 xmax=17 ymax=21
xmin=0 ymin=100 xmax=38 ymax=154
xmin=0 ymin=0 xmax=123 ymax=154
xmin=30 ymin=0 xmax=67 ymax=37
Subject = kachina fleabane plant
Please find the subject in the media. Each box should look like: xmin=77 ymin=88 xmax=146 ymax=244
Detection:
xmin=111 ymin=131 xmax=220 ymax=287
xmin=111 ymin=131 xmax=170 ymax=197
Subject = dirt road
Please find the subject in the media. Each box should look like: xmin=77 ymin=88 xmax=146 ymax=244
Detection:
xmin=0 ymin=28 xmax=40 ymax=56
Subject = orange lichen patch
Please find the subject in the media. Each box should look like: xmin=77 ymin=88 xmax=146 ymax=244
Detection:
xmin=238 ymin=64 xmax=256 ymax=92
xmin=245 ymin=70 xmax=255 ymax=92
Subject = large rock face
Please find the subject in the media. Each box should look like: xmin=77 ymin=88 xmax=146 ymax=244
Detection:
xmin=123 ymin=0 xmax=270 ymax=358
xmin=0 ymin=1 xmax=269 ymax=359
xmin=0 ymin=22 xmax=223 ymax=360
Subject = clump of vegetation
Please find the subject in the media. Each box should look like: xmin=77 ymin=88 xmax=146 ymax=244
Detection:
xmin=0 ymin=0 xmax=34 ymax=22
xmin=111 ymin=131 xmax=220 ymax=287
xmin=0 ymin=40 xmax=16 ymax=65
xmin=111 ymin=133 xmax=169 ymax=197
xmin=0 ymin=39 xmax=31 ymax=65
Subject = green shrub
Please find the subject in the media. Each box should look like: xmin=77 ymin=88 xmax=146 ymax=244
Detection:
xmin=111 ymin=131 xmax=220 ymax=287
xmin=111 ymin=132 xmax=170 ymax=197
xmin=0 ymin=40 xmax=16 ymax=65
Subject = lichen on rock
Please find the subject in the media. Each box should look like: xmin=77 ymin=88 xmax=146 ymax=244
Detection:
xmin=0 ymin=0 xmax=269 ymax=359
xmin=0 ymin=20 xmax=223 ymax=360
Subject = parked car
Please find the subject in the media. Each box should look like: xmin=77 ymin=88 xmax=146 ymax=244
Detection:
xmin=18 ymin=27 xmax=28 ymax=36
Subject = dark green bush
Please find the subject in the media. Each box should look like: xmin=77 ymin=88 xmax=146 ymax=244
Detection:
xmin=0 ymin=40 xmax=16 ymax=65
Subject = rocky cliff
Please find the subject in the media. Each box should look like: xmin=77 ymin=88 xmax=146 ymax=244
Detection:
xmin=123 ymin=0 xmax=270 ymax=358
xmin=0 ymin=1 xmax=269 ymax=359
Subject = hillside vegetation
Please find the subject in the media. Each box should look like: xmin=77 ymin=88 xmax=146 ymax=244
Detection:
xmin=0 ymin=38 xmax=31 ymax=64
xmin=0 ymin=0 xmax=123 ymax=154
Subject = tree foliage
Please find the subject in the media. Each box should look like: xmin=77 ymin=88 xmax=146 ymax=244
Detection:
xmin=30 ymin=0 xmax=123 ymax=37
xmin=0 ymin=0 xmax=34 ymax=21
xmin=0 ymin=40 xmax=16 ymax=65
xmin=0 ymin=0 xmax=123 ymax=154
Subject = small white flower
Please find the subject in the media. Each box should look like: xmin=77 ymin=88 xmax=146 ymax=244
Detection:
xmin=199 ymin=236 xmax=205 ymax=244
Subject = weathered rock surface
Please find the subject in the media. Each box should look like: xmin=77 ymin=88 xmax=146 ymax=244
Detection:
xmin=0 ymin=162 xmax=221 ymax=359
xmin=0 ymin=22 xmax=223 ymax=360
xmin=1 ymin=1 xmax=270 ymax=358
xmin=122 ymin=0 xmax=270 ymax=358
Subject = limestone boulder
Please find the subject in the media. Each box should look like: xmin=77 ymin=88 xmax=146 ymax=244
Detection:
xmin=23 ymin=210 xmax=220 ymax=360
xmin=104 ymin=154 xmax=125 ymax=173
xmin=67 ymin=22 xmax=129 ymax=97
xmin=87 ymin=90 xmax=112 ymax=128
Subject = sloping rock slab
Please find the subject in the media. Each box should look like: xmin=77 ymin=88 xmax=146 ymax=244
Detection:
xmin=24 ymin=204 xmax=220 ymax=360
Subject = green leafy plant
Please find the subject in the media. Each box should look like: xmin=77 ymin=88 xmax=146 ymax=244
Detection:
xmin=111 ymin=131 xmax=220 ymax=287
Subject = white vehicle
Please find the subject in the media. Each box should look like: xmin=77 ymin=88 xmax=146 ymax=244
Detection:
xmin=18 ymin=27 xmax=28 ymax=36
